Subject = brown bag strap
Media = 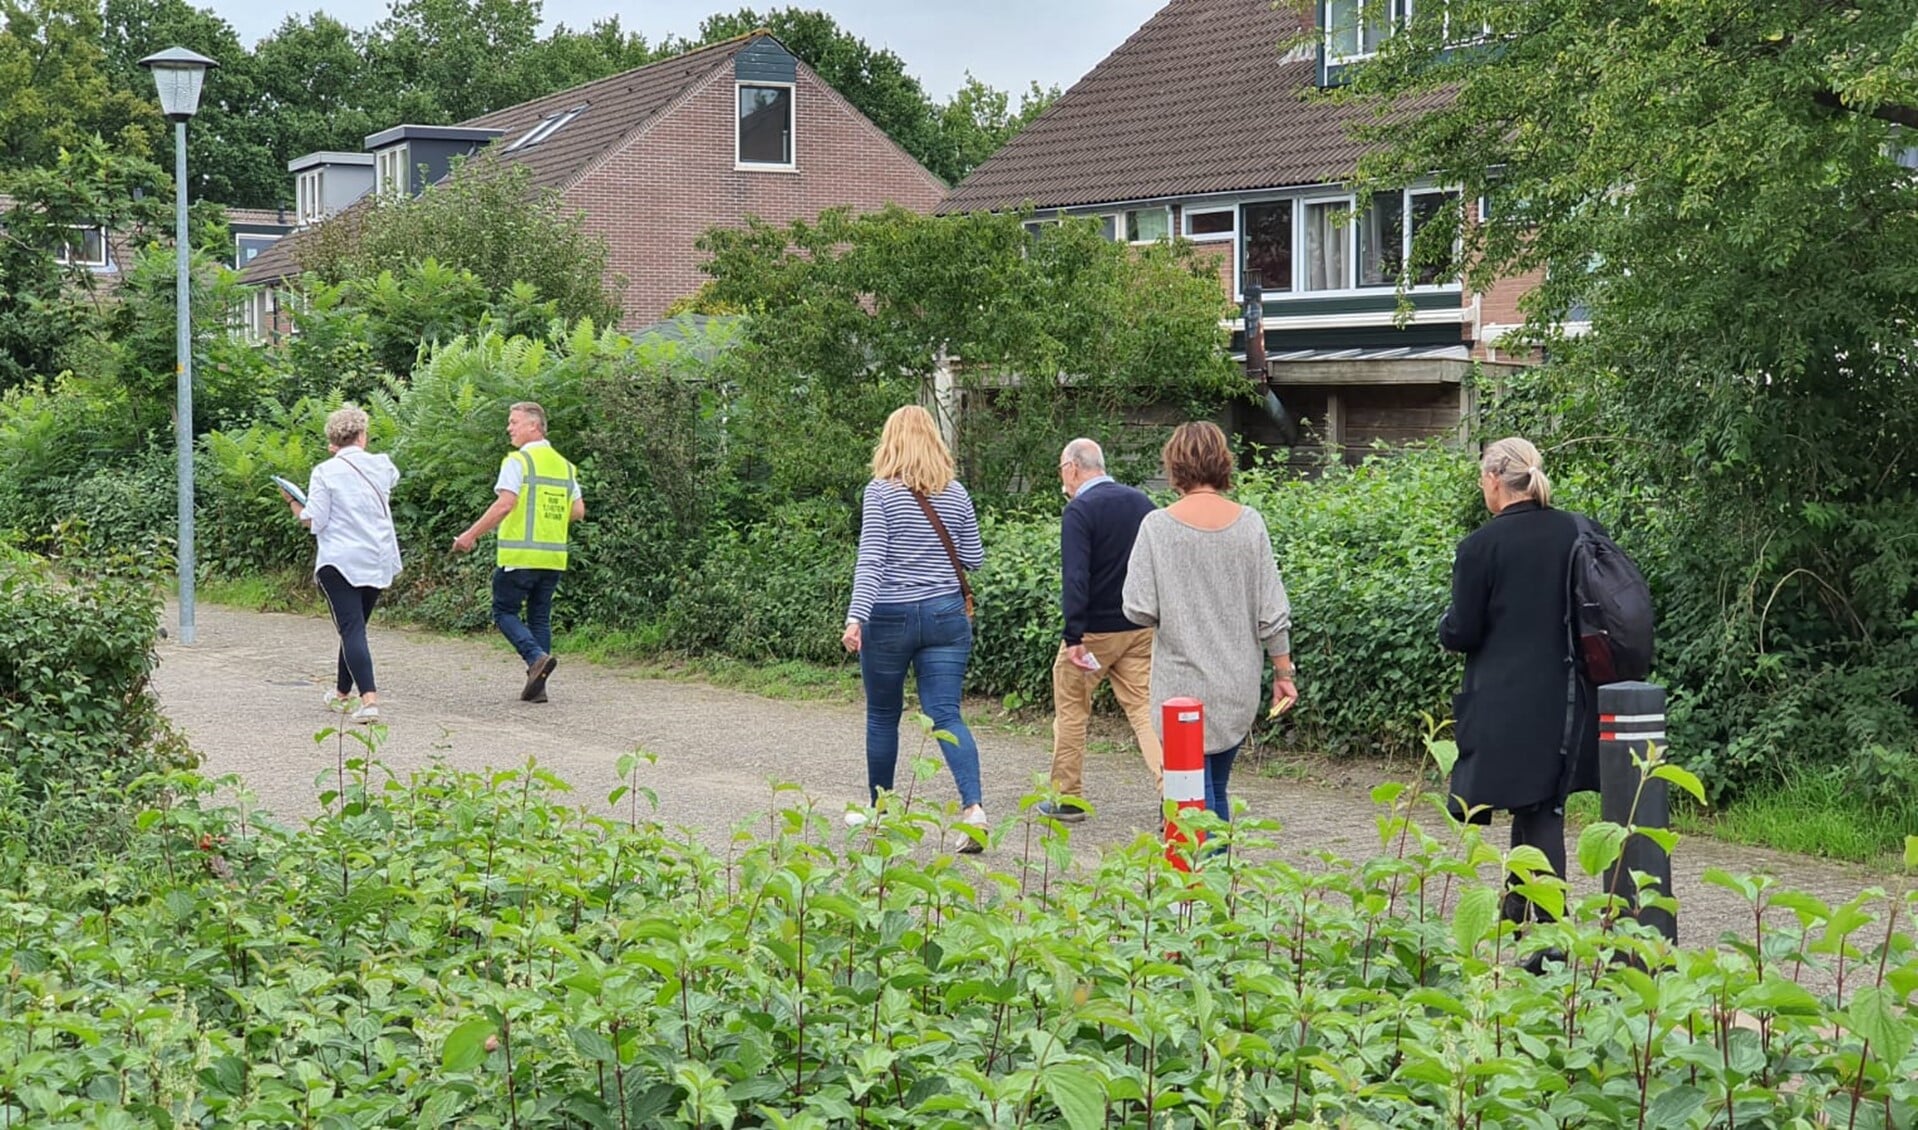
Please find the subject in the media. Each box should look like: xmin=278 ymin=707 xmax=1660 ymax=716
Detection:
xmin=909 ymin=488 xmax=974 ymax=613
xmin=337 ymin=450 xmax=390 ymax=518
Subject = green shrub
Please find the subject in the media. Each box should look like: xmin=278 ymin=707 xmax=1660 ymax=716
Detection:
xmin=663 ymin=500 xmax=859 ymax=665
xmin=0 ymin=540 xmax=192 ymax=868
xmin=1 ymin=750 xmax=1912 ymax=1127
xmin=967 ymin=511 xmax=1067 ymax=707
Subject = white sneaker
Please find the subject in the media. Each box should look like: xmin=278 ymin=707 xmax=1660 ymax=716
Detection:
xmin=952 ymin=806 xmax=987 ymax=854
xmin=351 ymin=704 xmax=380 ymax=725
xmin=844 ymin=809 xmax=871 ymax=827
xmin=323 ymin=692 xmax=350 ymax=712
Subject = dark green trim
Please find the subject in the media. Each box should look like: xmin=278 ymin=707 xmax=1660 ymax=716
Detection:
xmin=1264 ymin=289 xmax=1459 ymax=317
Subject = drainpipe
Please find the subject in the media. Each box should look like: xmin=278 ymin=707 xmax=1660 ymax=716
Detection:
xmin=1243 ymin=270 xmax=1298 ymax=443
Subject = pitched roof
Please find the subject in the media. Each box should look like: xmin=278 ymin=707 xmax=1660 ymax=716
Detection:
xmin=942 ymin=0 xmax=1385 ymax=212
xmin=241 ymin=35 xmax=760 ymax=284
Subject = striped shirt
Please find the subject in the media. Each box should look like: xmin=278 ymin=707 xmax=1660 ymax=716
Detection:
xmin=846 ymin=479 xmax=984 ymax=624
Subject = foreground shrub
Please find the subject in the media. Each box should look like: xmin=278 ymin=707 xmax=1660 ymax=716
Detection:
xmin=0 ymin=539 xmax=191 ymax=867
xmin=2 ymin=742 xmax=1913 ymax=1127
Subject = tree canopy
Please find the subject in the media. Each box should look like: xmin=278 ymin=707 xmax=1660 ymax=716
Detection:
xmin=1308 ymin=0 xmax=1918 ymax=796
xmin=0 ymin=0 xmax=1054 ymax=208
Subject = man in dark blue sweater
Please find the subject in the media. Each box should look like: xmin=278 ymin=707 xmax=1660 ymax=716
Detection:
xmin=1038 ymin=438 xmax=1162 ymax=822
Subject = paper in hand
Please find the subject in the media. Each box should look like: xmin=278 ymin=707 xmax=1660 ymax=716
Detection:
xmin=271 ymin=475 xmax=307 ymax=506
xmin=1267 ymin=694 xmax=1297 ymax=720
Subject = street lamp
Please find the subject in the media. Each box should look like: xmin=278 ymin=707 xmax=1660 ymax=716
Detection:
xmin=139 ymin=46 xmax=217 ymax=646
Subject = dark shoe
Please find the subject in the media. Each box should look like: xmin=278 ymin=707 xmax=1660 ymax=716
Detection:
xmin=1519 ymin=948 xmax=1568 ymax=976
xmin=1035 ymin=799 xmax=1089 ymax=823
xmin=521 ymin=654 xmax=557 ymax=701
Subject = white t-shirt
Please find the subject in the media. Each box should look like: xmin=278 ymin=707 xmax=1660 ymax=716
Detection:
xmin=306 ymin=447 xmax=403 ymax=588
xmin=494 ymin=439 xmax=583 ymax=501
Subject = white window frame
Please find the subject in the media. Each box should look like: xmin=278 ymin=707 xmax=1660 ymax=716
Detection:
xmin=735 ymin=82 xmax=796 ymax=170
xmin=1119 ymin=206 xmax=1171 ymax=245
xmin=376 ymin=144 xmax=410 ymax=197
xmin=53 ymin=225 xmax=108 ymax=268
xmin=1404 ymin=0 xmax=1492 ymax=47
xmin=508 ymin=104 xmax=587 ymax=153
xmin=235 ymin=232 xmax=281 ymax=268
xmin=1181 ymin=206 xmax=1236 ymax=242
xmin=1400 ymin=187 xmax=1461 ymax=286
xmin=296 ymin=170 xmax=323 ymax=223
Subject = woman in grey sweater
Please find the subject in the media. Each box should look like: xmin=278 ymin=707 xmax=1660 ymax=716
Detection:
xmin=1122 ymin=422 xmax=1296 ymax=820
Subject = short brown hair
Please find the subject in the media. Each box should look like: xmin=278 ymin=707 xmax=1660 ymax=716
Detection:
xmin=1161 ymin=421 xmax=1235 ymax=493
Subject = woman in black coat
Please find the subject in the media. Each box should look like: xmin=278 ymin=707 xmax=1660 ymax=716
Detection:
xmin=1440 ymin=437 xmax=1598 ymax=920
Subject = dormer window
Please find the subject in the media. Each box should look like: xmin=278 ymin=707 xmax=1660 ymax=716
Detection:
xmin=737 ymin=83 xmax=794 ymax=168
xmin=1325 ymin=0 xmax=1396 ymax=64
xmin=376 ymin=144 xmax=410 ymax=196
xmin=296 ymin=169 xmax=323 ymax=223
xmin=507 ymin=104 xmax=588 ymax=153
xmin=54 ymin=225 xmax=108 ymax=268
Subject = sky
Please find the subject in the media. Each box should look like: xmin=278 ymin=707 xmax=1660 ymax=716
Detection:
xmin=201 ymin=0 xmax=1171 ymax=100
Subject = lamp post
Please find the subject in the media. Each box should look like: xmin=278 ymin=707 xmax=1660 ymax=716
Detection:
xmin=138 ymin=47 xmax=217 ymax=646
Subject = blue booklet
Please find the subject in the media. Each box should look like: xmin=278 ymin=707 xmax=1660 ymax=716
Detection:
xmin=270 ymin=475 xmax=307 ymax=506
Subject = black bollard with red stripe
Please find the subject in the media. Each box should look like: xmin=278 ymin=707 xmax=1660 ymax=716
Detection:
xmin=1597 ymin=681 xmax=1676 ymax=943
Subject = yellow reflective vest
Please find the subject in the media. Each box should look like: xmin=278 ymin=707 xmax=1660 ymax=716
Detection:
xmin=497 ymin=443 xmax=577 ymax=570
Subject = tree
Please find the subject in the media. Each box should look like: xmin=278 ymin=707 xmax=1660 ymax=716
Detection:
xmin=367 ymin=0 xmax=546 ymax=124
xmin=1307 ymin=0 xmax=1918 ymax=796
xmin=696 ymin=206 xmax=1244 ymax=508
xmin=0 ymin=0 xmax=157 ymax=170
xmin=930 ymin=75 xmax=1058 ymax=185
xmin=292 ymin=155 xmax=622 ymax=337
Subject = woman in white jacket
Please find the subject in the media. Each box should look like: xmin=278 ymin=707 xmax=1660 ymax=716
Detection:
xmin=282 ymin=404 xmax=402 ymax=724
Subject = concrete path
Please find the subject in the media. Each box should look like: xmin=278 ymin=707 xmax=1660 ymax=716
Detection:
xmin=152 ymin=603 xmax=1896 ymax=963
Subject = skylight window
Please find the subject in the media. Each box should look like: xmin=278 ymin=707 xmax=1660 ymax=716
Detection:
xmin=507 ymin=104 xmax=588 ymax=152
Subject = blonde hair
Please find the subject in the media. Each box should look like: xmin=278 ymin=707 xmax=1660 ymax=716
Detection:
xmin=870 ymin=405 xmax=956 ymax=495
xmin=1480 ymin=436 xmax=1552 ymax=506
xmin=324 ymin=404 xmax=370 ymax=448
xmin=509 ymin=401 xmax=547 ymax=435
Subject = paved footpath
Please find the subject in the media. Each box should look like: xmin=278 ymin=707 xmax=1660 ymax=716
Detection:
xmin=153 ymin=603 xmax=1897 ymax=964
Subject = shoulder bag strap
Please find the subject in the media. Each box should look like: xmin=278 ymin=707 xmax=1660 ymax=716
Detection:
xmin=909 ymin=488 xmax=974 ymax=615
xmin=336 ymin=451 xmax=390 ymax=518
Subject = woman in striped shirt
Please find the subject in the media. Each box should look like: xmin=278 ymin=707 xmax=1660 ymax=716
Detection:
xmin=841 ymin=405 xmax=988 ymax=851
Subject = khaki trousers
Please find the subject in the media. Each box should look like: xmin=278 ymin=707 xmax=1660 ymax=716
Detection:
xmin=1049 ymin=627 xmax=1162 ymax=798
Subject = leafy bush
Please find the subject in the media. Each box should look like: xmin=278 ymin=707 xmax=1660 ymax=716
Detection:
xmin=0 ymin=540 xmax=191 ymax=868
xmin=1 ymin=746 xmax=1912 ymax=1127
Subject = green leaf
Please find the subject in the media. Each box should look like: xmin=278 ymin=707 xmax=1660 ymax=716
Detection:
xmin=1905 ymin=834 xmax=1917 ymax=872
xmin=1644 ymin=1084 xmax=1707 ymax=1128
xmin=1735 ymin=980 xmax=1821 ymax=1017
xmin=1848 ymin=986 xmax=1912 ymax=1067
xmin=441 ymin=1017 xmax=496 ymax=1072
xmin=1649 ymin=763 xmax=1707 ymax=805
xmin=1427 ymin=737 xmax=1459 ymax=777
xmin=1041 ymin=1065 xmax=1105 ymax=1130
xmin=1452 ymin=886 xmax=1497 ymax=955
xmin=1576 ymin=822 xmax=1630 ymax=877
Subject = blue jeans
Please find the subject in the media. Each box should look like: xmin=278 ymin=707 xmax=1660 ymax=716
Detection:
xmin=1205 ymin=740 xmax=1242 ymax=822
xmin=859 ymin=594 xmax=983 ymax=808
xmin=492 ymin=567 xmax=562 ymax=666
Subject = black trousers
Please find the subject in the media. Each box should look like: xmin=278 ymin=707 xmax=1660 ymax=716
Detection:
xmin=1504 ymin=799 xmax=1568 ymax=923
xmin=317 ymin=565 xmax=382 ymax=696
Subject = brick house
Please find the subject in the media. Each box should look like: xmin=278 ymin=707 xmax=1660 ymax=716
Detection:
xmin=942 ymin=0 xmax=1542 ymax=458
xmin=240 ymin=33 xmax=947 ymax=333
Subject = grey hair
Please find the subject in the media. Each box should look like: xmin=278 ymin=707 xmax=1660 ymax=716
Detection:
xmin=324 ymin=404 xmax=370 ymax=448
xmin=1061 ymin=437 xmax=1106 ymax=472
xmin=509 ymin=401 xmax=548 ymax=434
xmin=1480 ymin=436 xmax=1552 ymax=506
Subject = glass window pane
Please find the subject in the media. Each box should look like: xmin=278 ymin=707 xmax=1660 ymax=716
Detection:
xmin=1326 ymin=0 xmax=1360 ymax=59
xmin=1361 ymin=0 xmax=1387 ymax=54
xmin=1186 ymin=209 xmax=1234 ymax=236
xmin=1100 ymin=215 xmax=1118 ymax=241
xmin=1408 ymin=190 xmax=1458 ymax=283
xmin=738 ymin=85 xmax=793 ymax=164
xmin=1303 ymin=201 xmax=1350 ymax=291
xmin=1241 ymin=201 xmax=1293 ymax=293
xmin=1127 ymin=208 xmax=1168 ymax=242
xmin=1358 ymin=196 xmax=1404 ymax=286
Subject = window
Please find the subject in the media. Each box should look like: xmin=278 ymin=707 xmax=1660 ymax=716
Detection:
xmin=1098 ymin=215 xmax=1118 ymax=241
xmin=1122 ymin=207 xmax=1170 ymax=243
xmin=737 ymin=84 xmax=794 ymax=166
xmin=235 ymin=234 xmax=280 ymax=268
xmin=1358 ymin=189 xmax=1459 ymax=287
xmin=507 ymin=104 xmax=588 ymax=152
xmin=1021 ymin=218 xmax=1058 ymax=238
xmin=1182 ymin=207 xmax=1235 ymax=241
xmin=54 ymin=225 xmax=108 ymax=267
xmin=240 ymin=289 xmax=276 ymax=344
xmin=1404 ymin=0 xmax=1491 ymax=46
xmin=376 ymin=145 xmax=409 ymax=196
xmin=1241 ymin=201 xmax=1293 ymax=293
xmin=296 ymin=170 xmax=323 ymax=223
xmin=1325 ymin=0 xmax=1397 ymax=63
xmin=1302 ymin=199 xmax=1352 ymax=291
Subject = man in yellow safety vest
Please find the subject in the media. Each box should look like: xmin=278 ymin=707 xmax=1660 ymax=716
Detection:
xmin=452 ymin=401 xmax=585 ymax=702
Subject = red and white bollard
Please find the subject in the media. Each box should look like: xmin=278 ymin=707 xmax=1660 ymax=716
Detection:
xmin=1161 ymin=697 xmax=1206 ymax=870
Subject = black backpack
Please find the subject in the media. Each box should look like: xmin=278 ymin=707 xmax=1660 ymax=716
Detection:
xmin=1566 ymin=516 xmax=1654 ymax=684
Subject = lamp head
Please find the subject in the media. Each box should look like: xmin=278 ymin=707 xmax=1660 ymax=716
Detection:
xmin=138 ymin=47 xmax=218 ymax=121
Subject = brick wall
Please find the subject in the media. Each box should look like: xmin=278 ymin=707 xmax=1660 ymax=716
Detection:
xmin=1468 ymin=264 xmax=1545 ymax=361
xmin=569 ymin=65 xmax=948 ymax=327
